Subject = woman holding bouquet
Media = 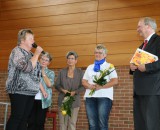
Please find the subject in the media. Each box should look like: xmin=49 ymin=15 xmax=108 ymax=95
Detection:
xmin=55 ymin=51 xmax=84 ymax=130
xmin=82 ymin=44 xmax=118 ymax=130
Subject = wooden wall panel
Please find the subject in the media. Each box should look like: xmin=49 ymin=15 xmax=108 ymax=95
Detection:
xmin=0 ymin=59 xmax=8 ymax=70
xmin=98 ymin=16 xmax=160 ymax=33
xmin=43 ymin=44 xmax=96 ymax=58
xmin=0 ymin=12 xmax=97 ymax=31
xmin=36 ymin=33 xmax=97 ymax=47
xmin=0 ymin=29 xmax=18 ymax=40
xmin=0 ymin=54 xmax=132 ymax=69
xmin=104 ymin=41 xmax=140 ymax=54
xmin=0 ymin=33 xmax=97 ymax=47
xmin=33 ymin=23 xmax=97 ymax=37
xmin=0 ymin=23 xmax=97 ymax=40
xmin=96 ymin=0 xmax=160 ymax=68
xmin=0 ymin=40 xmax=17 ymax=49
xmin=0 ymin=1 xmax=2 ymax=20
xmin=1 ymin=0 xmax=97 ymax=11
xmin=47 ymin=41 xmax=140 ymax=68
xmin=1 ymin=1 xmax=98 ymax=20
xmin=50 ymin=54 xmax=134 ymax=68
xmin=50 ymin=55 xmax=95 ymax=68
xmin=98 ymin=4 xmax=160 ymax=21
xmin=98 ymin=0 xmax=160 ymax=10
xmin=0 ymin=49 xmax=11 ymax=60
xmin=97 ymin=30 xmax=140 ymax=43
xmin=0 ymin=0 xmax=160 ymax=70
xmin=98 ymin=18 xmax=138 ymax=32
xmin=107 ymin=54 xmax=133 ymax=66
xmin=50 ymin=54 xmax=133 ymax=68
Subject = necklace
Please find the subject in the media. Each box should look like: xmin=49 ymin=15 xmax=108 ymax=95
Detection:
xmin=68 ymin=70 xmax=74 ymax=78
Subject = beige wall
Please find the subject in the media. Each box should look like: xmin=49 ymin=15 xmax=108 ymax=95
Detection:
xmin=0 ymin=0 xmax=160 ymax=70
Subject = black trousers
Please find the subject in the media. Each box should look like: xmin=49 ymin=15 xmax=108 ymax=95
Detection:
xmin=6 ymin=94 xmax=34 ymax=130
xmin=134 ymin=94 xmax=160 ymax=130
xmin=27 ymin=100 xmax=48 ymax=130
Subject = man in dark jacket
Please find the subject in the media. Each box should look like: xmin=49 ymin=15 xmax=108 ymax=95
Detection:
xmin=130 ymin=17 xmax=160 ymax=130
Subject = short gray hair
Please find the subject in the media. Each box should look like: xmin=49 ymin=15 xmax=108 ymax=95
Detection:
xmin=41 ymin=52 xmax=53 ymax=62
xmin=95 ymin=44 xmax=108 ymax=54
xmin=17 ymin=29 xmax=33 ymax=45
xmin=141 ymin=17 xmax=157 ymax=31
xmin=66 ymin=51 xmax=78 ymax=59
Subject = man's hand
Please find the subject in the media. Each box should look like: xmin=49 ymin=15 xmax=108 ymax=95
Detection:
xmin=130 ymin=63 xmax=138 ymax=71
xmin=138 ymin=64 xmax=146 ymax=72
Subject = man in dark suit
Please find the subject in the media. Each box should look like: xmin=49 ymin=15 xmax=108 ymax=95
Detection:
xmin=130 ymin=17 xmax=160 ymax=130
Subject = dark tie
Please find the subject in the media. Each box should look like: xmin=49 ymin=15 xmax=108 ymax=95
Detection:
xmin=142 ymin=40 xmax=148 ymax=50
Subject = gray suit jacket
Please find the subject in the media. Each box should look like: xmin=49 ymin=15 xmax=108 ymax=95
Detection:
xmin=55 ymin=67 xmax=85 ymax=108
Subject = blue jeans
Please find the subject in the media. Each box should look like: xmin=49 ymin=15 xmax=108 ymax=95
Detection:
xmin=85 ymin=98 xmax=112 ymax=130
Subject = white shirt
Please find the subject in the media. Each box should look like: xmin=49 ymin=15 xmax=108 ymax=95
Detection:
xmin=145 ymin=32 xmax=155 ymax=41
xmin=83 ymin=61 xmax=118 ymax=100
xmin=35 ymin=90 xmax=42 ymax=100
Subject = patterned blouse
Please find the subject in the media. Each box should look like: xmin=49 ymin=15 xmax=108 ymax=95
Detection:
xmin=41 ymin=67 xmax=55 ymax=109
xmin=6 ymin=46 xmax=41 ymax=96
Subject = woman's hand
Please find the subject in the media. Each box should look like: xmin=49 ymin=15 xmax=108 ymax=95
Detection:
xmin=88 ymin=84 xmax=96 ymax=90
xmin=34 ymin=46 xmax=43 ymax=56
xmin=95 ymin=84 xmax=102 ymax=90
xmin=40 ymin=83 xmax=48 ymax=98
xmin=61 ymin=88 xmax=70 ymax=94
xmin=70 ymin=91 xmax=76 ymax=96
xmin=42 ymin=90 xmax=48 ymax=98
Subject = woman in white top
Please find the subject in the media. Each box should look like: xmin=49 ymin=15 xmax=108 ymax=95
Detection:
xmin=27 ymin=52 xmax=55 ymax=130
xmin=82 ymin=44 xmax=118 ymax=130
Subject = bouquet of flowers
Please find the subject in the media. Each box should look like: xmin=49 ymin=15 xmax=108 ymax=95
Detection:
xmin=89 ymin=64 xmax=115 ymax=96
xmin=61 ymin=92 xmax=75 ymax=117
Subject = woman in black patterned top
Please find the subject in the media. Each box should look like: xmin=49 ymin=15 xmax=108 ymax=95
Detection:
xmin=6 ymin=29 xmax=43 ymax=130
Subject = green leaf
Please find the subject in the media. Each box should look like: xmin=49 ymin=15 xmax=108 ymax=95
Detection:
xmin=90 ymin=68 xmax=115 ymax=96
xmin=89 ymin=89 xmax=95 ymax=96
xmin=61 ymin=93 xmax=75 ymax=117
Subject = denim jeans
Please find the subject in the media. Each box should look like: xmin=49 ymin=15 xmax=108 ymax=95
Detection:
xmin=85 ymin=98 xmax=112 ymax=130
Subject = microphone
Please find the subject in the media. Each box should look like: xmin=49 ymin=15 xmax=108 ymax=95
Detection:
xmin=32 ymin=43 xmax=45 ymax=54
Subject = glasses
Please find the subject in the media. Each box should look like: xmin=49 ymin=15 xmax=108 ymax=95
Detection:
xmin=94 ymin=51 xmax=103 ymax=55
xmin=41 ymin=57 xmax=49 ymax=62
xmin=67 ymin=58 xmax=75 ymax=60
